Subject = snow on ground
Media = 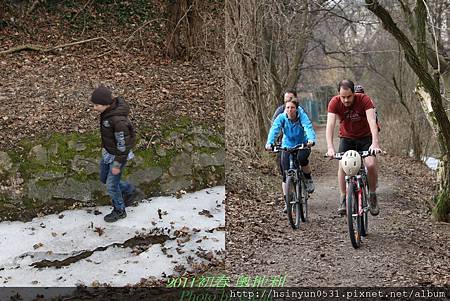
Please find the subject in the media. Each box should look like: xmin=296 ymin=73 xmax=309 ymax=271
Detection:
xmin=423 ymin=157 xmax=439 ymax=171
xmin=408 ymin=150 xmax=439 ymax=171
xmin=0 ymin=186 xmax=224 ymax=287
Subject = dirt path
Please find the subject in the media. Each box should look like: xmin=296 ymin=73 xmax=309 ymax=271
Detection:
xmin=226 ymin=126 xmax=450 ymax=286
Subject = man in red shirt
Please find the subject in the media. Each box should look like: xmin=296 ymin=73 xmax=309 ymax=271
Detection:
xmin=326 ymin=80 xmax=382 ymax=216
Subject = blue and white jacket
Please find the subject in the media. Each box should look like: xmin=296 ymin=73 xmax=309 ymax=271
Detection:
xmin=266 ymin=107 xmax=316 ymax=148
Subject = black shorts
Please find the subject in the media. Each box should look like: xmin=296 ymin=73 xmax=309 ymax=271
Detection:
xmin=338 ymin=136 xmax=372 ymax=153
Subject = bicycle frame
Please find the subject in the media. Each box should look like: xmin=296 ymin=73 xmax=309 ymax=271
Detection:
xmin=288 ymin=154 xmax=308 ymax=183
xmin=345 ymin=168 xmax=368 ymax=217
xmin=271 ymin=143 xmax=311 ymax=229
xmin=287 ymin=153 xmax=299 ymax=178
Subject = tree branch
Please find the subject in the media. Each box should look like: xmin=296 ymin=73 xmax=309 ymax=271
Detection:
xmin=70 ymin=0 xmax=93 ymax=24
xmin=0 ymin=37 xmax=109 ymax=55
xmin=414 ymin=0 xmax=427 ymax=67
xmin=393 ymin=74 xmax=411 ymax=114
xmin=365 ymin=0 xmax=440 ymax=100
xmin=27 ymin=0 xmax=45 ymax=15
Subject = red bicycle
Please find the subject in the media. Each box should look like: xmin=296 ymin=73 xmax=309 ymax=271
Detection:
xmin=328 ymin=150 xmax=375 ymax=248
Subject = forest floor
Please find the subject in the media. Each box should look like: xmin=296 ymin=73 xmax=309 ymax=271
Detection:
xmin=0 ymin=6 xmax=224 ymax=151
xmin=0 ymin=49 xmax=223 ymax=151
xmin=226 ymin=126 xmax=450 ymax=287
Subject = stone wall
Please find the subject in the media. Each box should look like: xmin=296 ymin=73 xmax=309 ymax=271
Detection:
xmin=0 ymin=122 xmax=224 ymax=221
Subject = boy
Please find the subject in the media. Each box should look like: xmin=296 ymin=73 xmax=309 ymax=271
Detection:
xmin=90 ymin=85 xmax=144 ymax=222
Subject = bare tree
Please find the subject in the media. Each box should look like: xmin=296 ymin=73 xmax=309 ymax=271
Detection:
xmin=166 ymin=0 xmax=223 ymax=59
xmin=365 ymin=0 xmax=450 ymax=222
xmin=226 ymin=0 xmax=328 ymax=151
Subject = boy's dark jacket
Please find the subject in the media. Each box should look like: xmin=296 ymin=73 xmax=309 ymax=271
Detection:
xmin=100 ymin=97 xmax=136 ymax=164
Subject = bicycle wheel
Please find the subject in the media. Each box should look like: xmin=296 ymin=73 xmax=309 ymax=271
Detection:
xmin=299 ymin=178 xmax=308 ymax=222
xmin=285 ymin=176 xmax=301 ymax=229
xmin=346 ymin=181 xmax=362 ymax=248
xmin=361 ymin=180 xmax=369 ymax=237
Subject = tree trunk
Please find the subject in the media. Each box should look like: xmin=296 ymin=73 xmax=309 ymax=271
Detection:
xmin=226 ymin=0 xmax=268 ymax=149
xmin=415 ymin=87 xmax=450 ymax=221
xmin=410 ymin=121 xmax=421 ymax=161
xmin=366 ymin=0 xmax=450 ymax=221
xmin=165 ymin=0 xmax=197 ymax=59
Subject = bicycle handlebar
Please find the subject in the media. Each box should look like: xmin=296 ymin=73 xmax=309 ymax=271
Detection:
xmin=324 ymin=149 xmax=382 ymax=159
xmin=270 ymin=142 xmax=314 ymax=153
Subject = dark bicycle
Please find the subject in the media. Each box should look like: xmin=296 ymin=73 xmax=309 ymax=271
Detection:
xmin=328 ymin=150 xmax=374 ymax=248
xmin=272 ymin=143 xmax=311 ymax=229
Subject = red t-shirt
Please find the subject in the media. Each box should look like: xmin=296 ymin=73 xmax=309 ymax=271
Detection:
xmin=328 ymin=93 xmax=375 ymax=139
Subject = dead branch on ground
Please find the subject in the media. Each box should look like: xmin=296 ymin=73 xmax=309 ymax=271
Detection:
xmin=0 ymin=37 xmax=109 ymax=55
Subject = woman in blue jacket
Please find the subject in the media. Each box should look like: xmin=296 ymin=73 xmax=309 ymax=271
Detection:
xmin=265 ymin=98 xmax=316 ymax=210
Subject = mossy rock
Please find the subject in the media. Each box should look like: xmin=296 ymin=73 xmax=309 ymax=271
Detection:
xmin=29 ymin=144 xmax=48 ymax=163
xmin=35 ymin=171 xmax=66 ymax=181
xmin=71 ymin=155 xmax=98 ymax=175
xmin=193 ymin=150 xmax=225 ymax=168
xmin=0 ymin=151 xmax=13 ymax=176
xmin=160 ymin=174 xmax=193 ymax=194
xmin=126 ymin=167 xmax=163 ymax=186
xmin=168 ymin=153 xmax=192 ymax=177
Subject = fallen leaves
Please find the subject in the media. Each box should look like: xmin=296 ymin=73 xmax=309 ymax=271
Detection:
xmin=157 ymin=209 xmax=168 ymax=219
xmin=33 ymin=242 xmax=43 ymax=249
xmin=94 ymin=227 xmax=105 ymax=236
xmin=198 ymin=209 xmax=213 ymax=218
xmin=0 ymin=51 xmax=224 ymax=153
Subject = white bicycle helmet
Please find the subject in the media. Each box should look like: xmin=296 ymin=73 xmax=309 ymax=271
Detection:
xmin=340 ymin=150 xmax=361 ymax=176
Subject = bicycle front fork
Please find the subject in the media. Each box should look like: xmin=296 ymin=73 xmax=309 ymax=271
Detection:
xmin=346 ymin=177 xmax=364 ymax=215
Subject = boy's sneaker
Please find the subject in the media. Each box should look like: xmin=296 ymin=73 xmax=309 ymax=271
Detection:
xmin=104 ymin=209 xmax=127 ymax=223
xmin=305 ymin=178 xmax=315 ymax=193
xmin=124 ymin=188 xmax=145 ymax=207
xmin=368 ymin=193 xmax=380 ymax=216
xmin=337 ymin=196 xmax=346 ymax=216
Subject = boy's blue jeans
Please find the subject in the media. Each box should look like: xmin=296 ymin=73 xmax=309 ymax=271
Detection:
xmin=99 ymin=160 xmax=135 ymax=211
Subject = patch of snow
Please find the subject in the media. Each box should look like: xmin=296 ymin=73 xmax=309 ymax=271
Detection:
xmin=408 ymin=149 xmax=439 ymax=171
xmin=423 ymin=157 xmax=439 ymax=171
xmin=0 ymin=186 xmax=224 ymax=287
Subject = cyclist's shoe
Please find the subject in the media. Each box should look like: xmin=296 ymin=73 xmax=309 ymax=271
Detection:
xmin=305 ymin=178 xmax=315 ymax=193
xmin=337 ymin=196 xmax=346 ymax=216
xmin=368 ymin=193 xmax=380 ymax=216
xmin=124 ymin=188 xmax=145 ymax=207
xmin=104 ymin=209 xmax=127 ymax=223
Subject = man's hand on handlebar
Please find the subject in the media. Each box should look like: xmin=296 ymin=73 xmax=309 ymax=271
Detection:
xmin=306 ymin=140 xmax=315 ymax=148
xmin=326 ymin=148 xmax=336 ymax=159
xmin=368 ymin=145 xmax=383 ymax=155
xmin=265 ymin=144 xmax=273 ymax=151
